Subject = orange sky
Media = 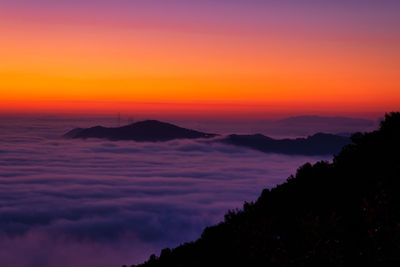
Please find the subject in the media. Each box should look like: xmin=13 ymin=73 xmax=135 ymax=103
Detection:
xmin=1 ymin=1 xmax=399 ymax=118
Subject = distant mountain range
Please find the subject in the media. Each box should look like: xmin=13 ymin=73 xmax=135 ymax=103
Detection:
xmin=64 ymin=120 xmax=218 ymax=142
xmin=173 ymin=115 xmax=377 ymax=138
xmin=222 ymin=133 xmax=351 ymax=155
xmin=275 ymin=115 xmax=375 ymax=126
xmin=64 ymin=119 xmax=352 ymax=155
xmin=266 ymin=115 xmax=377 ymax=137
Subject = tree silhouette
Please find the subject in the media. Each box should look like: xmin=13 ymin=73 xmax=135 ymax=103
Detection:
xmin=124 ymin=112 xmax=400 ymax=267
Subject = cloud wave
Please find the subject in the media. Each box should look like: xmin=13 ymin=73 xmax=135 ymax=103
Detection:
xmin=0 ymin=118 xmax=329 ymax=267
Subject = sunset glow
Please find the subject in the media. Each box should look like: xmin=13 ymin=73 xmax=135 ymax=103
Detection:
xmin=1 ymin=1 xmax=399 ymax=117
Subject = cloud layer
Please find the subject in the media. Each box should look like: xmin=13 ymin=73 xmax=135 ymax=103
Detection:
xmin=0 ymin=118 xmax=329 ymax=267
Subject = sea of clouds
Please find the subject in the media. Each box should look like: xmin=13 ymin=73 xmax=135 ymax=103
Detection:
xmin=0 ymin=117 xmax=330 ymax=267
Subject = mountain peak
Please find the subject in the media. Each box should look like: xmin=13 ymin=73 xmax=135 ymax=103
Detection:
xmin=64 ymin=120 xmax=218 ymax=142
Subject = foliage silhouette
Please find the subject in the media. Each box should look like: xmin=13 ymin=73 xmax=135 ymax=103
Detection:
xmin=126 ymin=112 xmax=400 ymax=267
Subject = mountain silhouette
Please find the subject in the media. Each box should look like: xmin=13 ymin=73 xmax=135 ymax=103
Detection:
xmin=275 ymin=115 xmax=375 ymax=127
xmin=65 ymin=120 xmax=352 ymax=155
xmin=128 ymin=112 xmax=400 ymax=267
xmin=251 ymin=115 xmax=377 ymax=137
xmin=64 ymin=120 xmax=217 ymax=141
xmin=223 ymin=133 xmax=351 ymax=155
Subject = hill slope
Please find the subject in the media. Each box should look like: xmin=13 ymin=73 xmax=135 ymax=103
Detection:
xmin=64 ymin=120 xmax=217 ymax=142
xmin=130 ymin=112 xmax=400 ymax=267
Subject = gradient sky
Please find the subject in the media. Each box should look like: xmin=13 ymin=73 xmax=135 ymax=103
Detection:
xmin=1 ymin=0 xmax=399 ymax=117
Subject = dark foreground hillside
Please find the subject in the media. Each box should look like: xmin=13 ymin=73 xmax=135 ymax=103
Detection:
xmin=127 ymin=112 xmax=400 ymax=267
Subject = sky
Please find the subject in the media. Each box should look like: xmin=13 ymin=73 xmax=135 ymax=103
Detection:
xmin=1 ymin=0 xmax=399 ymax=118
